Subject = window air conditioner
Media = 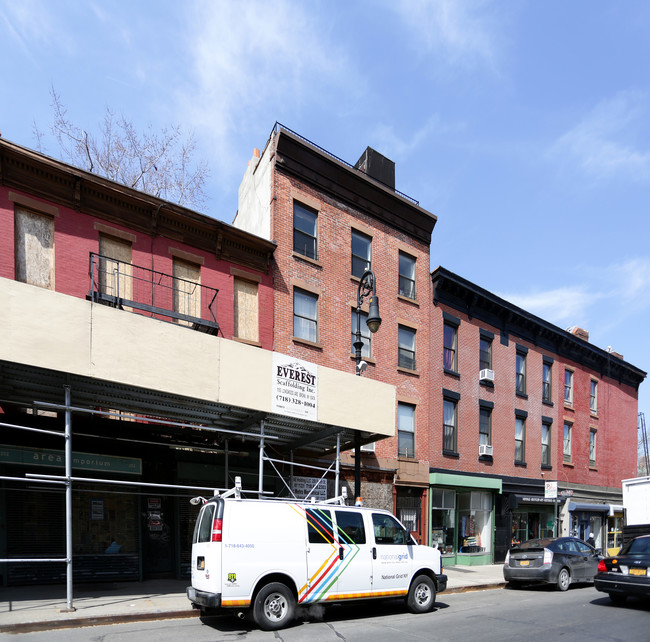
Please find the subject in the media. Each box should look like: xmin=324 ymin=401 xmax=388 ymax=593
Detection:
xmin=360 ymin=442 xmax=376 ymax=453
xmin=480 ymin=368 xmax=495 ymax=382
xmin=479 ymin=444 xmax=493 ymax=456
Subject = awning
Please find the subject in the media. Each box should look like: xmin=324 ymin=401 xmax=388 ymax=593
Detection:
xmin=429 ymin=472 xmax=502 ymax=492
xmin=568 ymin=502 xmax=610 ymax=513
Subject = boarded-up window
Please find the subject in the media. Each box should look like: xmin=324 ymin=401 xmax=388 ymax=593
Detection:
xmin=173 ymin=258 xmax=201 ymax=325
xmin=99 ymin=234 xmax=132 ymax=301
xmin=234 ymin=277 xmax=259 ymax=342
xmin=14 ymin=207 xmax=54 ymax=289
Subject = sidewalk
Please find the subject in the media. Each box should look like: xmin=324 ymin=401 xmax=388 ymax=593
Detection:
xmin=0 ymin=565 xmax=505 ymax=633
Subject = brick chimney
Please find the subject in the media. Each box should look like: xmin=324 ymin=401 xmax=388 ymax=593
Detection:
xmin=568 ymin=326 xmax=589 ymax=342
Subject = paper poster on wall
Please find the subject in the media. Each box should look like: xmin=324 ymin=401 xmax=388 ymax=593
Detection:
xmin=272 ymin=353 xmax=318 ymax=420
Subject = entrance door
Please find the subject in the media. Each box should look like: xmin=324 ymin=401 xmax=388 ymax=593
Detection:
xmin=142 ymin=496 xmax=175 ymax=578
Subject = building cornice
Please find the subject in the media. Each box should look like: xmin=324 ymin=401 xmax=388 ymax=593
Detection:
xmin=271 ymin=126 xmax=437 ymax=245
xmin=431 ymin=266 xmax=646 ymax=390
xmin=0 ymin=138 xmax=275 ymax=273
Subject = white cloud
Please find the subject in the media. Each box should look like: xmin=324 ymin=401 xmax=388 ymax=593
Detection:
xmin=549 ymin=91 xmax=650 ymax=181
xmin=498 ymin=286 xmax=598 ymax=328
xmin=177 ymin=0 xmax=362 ymax=182
xmin=387 ymin=0 xmax=505 ymax=74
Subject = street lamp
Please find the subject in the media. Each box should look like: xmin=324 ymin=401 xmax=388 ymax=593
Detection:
xmin=353 ymin=269 xmax=382 ymax=501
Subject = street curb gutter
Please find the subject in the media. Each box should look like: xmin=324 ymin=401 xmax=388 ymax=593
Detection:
xmin=0 ymin=585 xmax=506 ymax=634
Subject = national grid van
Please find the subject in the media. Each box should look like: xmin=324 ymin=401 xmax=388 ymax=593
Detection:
xmin=186 ymin=480 xmax=447 ymax=630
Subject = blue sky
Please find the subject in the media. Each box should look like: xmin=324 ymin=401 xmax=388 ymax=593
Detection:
xmin=2 ymin=0 xmax=649 ymax=423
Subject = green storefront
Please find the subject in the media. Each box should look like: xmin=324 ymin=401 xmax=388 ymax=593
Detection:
xmin=429 ymin=472 xmax=502 ymax=566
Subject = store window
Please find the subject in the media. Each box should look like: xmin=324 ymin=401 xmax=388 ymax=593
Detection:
xmin=607 ymin=515 xmax=623 ymax=555
xmin=512 ymin=509 xmax=555 ymax=545
xmin=458 ymin=491 xmax=492 ymax=554
xmin=431 ymin=489 xmax=456 ymax=556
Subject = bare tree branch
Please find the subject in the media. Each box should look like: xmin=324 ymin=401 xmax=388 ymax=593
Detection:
xmin=41 ymin=87 xmax=209 ymax=208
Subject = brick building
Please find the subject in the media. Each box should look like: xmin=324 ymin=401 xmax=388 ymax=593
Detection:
xmin=234 ymin=126 xmax=438 ymax=543
xmin=235 ymin=125 xmax=645 ymax=562
xmin=430 ymin=267 xmax=645 ymax=562
xmin=0 ymin=137 xmax=395 ymax=585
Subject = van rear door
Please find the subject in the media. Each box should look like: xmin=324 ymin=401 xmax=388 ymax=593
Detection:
xmin=190 ymin=500 xmax=222 ymax=594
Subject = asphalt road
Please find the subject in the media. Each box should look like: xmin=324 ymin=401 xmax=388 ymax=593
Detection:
xmin=2 ymin=584 xmax=648 ymax=641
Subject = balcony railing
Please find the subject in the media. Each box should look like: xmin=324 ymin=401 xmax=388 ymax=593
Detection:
xmin=88 ymin=253 xmax=219 ymax=333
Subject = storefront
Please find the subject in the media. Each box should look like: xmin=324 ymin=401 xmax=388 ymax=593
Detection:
xmin=430 ymin=472 xmax=501 ymax=566
xmin=509 ymin=495 xmax=556 ymax=547
xmin=565 ymin=501 xmax=620 ymax=553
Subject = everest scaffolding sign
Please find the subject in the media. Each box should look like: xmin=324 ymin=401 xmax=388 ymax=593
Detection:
xmin=272 ymin=353 xmax=318 ymax=420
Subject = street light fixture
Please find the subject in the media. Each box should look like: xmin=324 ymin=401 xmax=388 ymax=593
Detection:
xmin=352 ymin=269 xmax=382 ymax=501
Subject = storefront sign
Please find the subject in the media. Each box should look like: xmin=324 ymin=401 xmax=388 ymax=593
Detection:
xmin=518 ymin=495 xmax=556 ymax=504
xmin=0 ymin=445 xmax=142 ymax=475
xmin=544 ymin=481 xmax=558 ymax=499
xmin=91 ymin=498 xmax=105 ymax=520
xmin=272 ymin=354 xmax=318 ymax=420
xmin=291 ymin=475 xmax=327 ymax=501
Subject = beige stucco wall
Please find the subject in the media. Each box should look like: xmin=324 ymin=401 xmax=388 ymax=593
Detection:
xmin=0 ymin=278 xmax=394 ymax=437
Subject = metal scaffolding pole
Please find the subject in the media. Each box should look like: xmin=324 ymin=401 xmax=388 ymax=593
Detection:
xmin=64 ymin=385 xmax=75 ymax=612
xmin=258 ymin=420 xmax=265 ymax=496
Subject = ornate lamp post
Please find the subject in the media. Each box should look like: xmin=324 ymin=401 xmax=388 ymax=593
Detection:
xmin=353 ymin=269 xmax=381 ymax=501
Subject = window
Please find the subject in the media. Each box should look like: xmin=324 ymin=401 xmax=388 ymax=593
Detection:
xmin=372 ymin=513 xmax=407 ymax=545
xmin=563 ymin=422 xmax=572 ymax=462
xmin=335 ymin=510 xmax=366 ymax=545
xmin=543 ymin=360 xmax=553 ymax=403
xmin=458 ymin=491 xmax=492 ymax=554
xmin=398 ymin=403 xmax=415 ymax=458
xmin=99 ymin=234 xmax=133 ymax=301
xmin=398 ymin=325 xmax=416 ymax=370
xmin=564 ymin=370 xmax=573 ymax=405
xmin=590 ymin=429 xmax=597 ymax=465
xmin=542 ymin=421 xmax=552 ymax=467
xmin=443 ymin=398 xmax=458 ymax=453
xmin=351 ymin=309 xmax=371 ymax=358
xmin=173 ymin=258 xmax=201 ymax=326
xmin=234 ymin=277 xmax=259 ymax=342
xmin=398 ymin=252 xmax=416 ymax=299
xmin=516 ymin=350 xmax=527 ymax=395
xmin=351 ymin=229 xmax=371 ymax=278
xmin=479 ymin=406 xmax=491 ymax=447
xmin=515 ymin=416 xmax=526 ymax=463
xmin=480 ymin=335 xmax=492 ymax=371
xmin=293 ymin=288 xmax=318 ymax=342
xmin=306 ymin=508 xmax=333 ymax=544
xmin=14 ymin=207 xmax=55 ymax=289
xmin=443 ymin=322 xmax=458 ymax=372
xmin=293 ymin=201 xmax=318 ymax=260
xmin=590 ymin=380 xmax=598 ymax=413
xmin=431 ymin=490 xmax=456 ymax=555
xmin=195 ymin=503 xmax=216 ymax=544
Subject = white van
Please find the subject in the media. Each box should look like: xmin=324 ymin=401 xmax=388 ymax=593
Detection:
xmin=186 ymin=481 xmax=447 ymax=630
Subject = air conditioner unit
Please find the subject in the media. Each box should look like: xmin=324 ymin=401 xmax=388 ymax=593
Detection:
xmin=479 ymin=368 xmax=495 ymax=382
xmin=360 ymin=442 xmax=376 ymax=453
xmin=479 ymin=444 xmax=493 ymax=456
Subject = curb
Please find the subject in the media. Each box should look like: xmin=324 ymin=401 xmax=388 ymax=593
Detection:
xmin=0 ymin=584 xmax=506 ymax=634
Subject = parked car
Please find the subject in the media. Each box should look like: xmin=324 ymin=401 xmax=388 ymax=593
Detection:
xmin=594 ymin=534 xmax=650 ymax=603
xmin=503 ymin=537 xmax=600 ymax=591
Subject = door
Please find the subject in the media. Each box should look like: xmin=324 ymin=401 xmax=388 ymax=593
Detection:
xmin=574 ymin=539 xmax=599 ymax=579
xmin=303 ymin=508 xmax=338 ymax=604
xmin=142 ymin=496 xmax=175 ymax=578
xmin=370 ymin=512 xmax=413 ymax=597
xmin=333 ymin=509 xmax=372 ymax=599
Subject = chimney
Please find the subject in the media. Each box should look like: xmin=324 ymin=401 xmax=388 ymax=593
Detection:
xmin=354 ymin=147 xmax=395 ymax=190
xmin=606 ymin=346 xmax=624 ymax=360
xmin=567 ymin=326 xmax=589 ymax=342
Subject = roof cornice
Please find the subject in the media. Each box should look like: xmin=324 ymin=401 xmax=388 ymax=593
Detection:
xmin=0 ymin=138 xmax=275 ymax=273
xmin=272 ymin=127 xmax=437 ymax=245
xmin=431 ymin=266 xmax=646 ymax=389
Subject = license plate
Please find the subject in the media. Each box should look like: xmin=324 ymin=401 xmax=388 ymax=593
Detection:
xmin=629 ymin=567 xmax=646 ymax=576
xmin=519 ymin=560 xmax=530 ymax=566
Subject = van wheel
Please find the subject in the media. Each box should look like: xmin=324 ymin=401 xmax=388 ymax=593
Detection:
xmin=407 ymin=574 xmax=436 ymax=613
xmin=253 ymin=582 xmax=295 ymax=631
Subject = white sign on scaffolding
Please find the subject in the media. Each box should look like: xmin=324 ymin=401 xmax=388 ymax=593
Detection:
xmin=272 ymin=354 xmax=318 ymax=420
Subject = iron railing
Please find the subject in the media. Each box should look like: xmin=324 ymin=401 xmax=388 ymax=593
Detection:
xmin=88 ymin=253 xmax=219 ymax=333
